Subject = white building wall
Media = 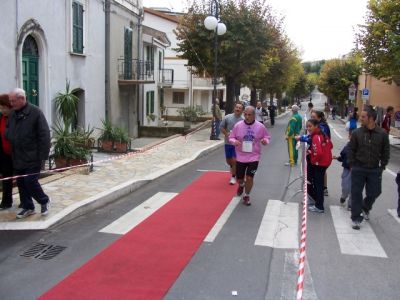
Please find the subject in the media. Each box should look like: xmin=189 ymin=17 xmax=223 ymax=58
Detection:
xmin=0 ymin=0 xmax=105 ymax=130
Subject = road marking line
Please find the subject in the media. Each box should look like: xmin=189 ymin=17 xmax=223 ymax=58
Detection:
xmin=388 ymin=209 xmax=400 ymax=224
xmin=330 ymin=205 xmax=387 ymax=258
xmin=333 ymin=128 xmax=343 ymax=139
xmin=197 ymin=169 xmax=230 ymax=173
xmin=204 ymin=196 xmax=240 ymax=242
xmin=99 ymin=192 xmax=177 ymax=235
xmin=385 ymin=168 xmax=397 ymax=177
xmin=255 ymin=200 xmax=299 ymax=248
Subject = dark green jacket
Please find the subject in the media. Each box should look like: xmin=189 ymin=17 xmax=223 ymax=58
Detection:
xmin=6 ymin=103 xmax=50 ymax=170
xmin=348 ymin=125 xmax=390 ymax=169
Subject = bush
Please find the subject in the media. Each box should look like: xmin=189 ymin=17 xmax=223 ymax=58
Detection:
xmin=177 ymin=105 xmax=205 ymax=122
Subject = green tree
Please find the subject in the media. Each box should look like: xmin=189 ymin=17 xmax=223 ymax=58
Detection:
xmin=357 ymin=0 xmax=400 ymax=83
xmin=175 ymin=0 xmax=282 ymax=113
xmin=318 ymin=56 xmax=362 ymax=116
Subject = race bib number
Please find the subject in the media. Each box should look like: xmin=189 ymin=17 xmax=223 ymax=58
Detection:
xmin=242 ymin=141 xmax=253 ymax=152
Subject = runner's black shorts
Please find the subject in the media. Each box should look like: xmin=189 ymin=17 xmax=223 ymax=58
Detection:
xmin=236 ymin=161 xmax=259 ymax=179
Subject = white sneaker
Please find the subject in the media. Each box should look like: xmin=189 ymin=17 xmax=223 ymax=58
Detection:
xmin=229 ymin=177 xmax=237 ymax=185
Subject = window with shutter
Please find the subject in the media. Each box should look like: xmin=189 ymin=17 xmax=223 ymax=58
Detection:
xmin=72 ymin=1 xmax=84 ymax=54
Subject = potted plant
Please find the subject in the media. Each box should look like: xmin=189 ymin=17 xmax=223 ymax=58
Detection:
xmin=177 ymin=105 xmax=205 ymax=128
xmin=113 ymin=126 xmax=130 ymax=153
xmin=98 ymin=119 xmax=115 ymax=152
xmin=54 ymin=80 xmax=79 ymax=128
xmin=52 ymin=120 xmax=91 ymax=169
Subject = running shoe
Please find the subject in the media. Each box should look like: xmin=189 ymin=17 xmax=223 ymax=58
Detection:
xmin=308 ymin=205 xmax=324 ymax=213
xmin=243 ymin=195 xmax=251 ymax=206
xmin=229 ymin=177 xmax=237 ymax=185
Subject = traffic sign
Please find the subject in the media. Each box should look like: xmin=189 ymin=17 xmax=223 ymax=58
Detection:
xmin=348 ymin=83 xmax=356 ymax=101
xmin=361 ymin=88 xmax=369 ymax=101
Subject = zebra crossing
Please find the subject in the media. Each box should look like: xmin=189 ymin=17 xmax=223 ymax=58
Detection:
xmin=99 ymin=192 xmax=399 ymax=258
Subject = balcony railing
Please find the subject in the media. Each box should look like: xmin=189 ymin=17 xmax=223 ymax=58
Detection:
xmin=117 ymin=58 xmax=155 ymax=83
xmin=159 ymin=68 xmax=174 ymax=86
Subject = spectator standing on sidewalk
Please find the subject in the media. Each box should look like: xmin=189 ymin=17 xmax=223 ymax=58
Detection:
xmin=0 ymin=94 xmax=14 ymax=210
xmin=298 ymin=118 xmax=333 ymax=213
xmin=285 ymin=105 xmax=302 ymax=166
xmin=268 ymin=103 xmax=276 ymax=127
xmin=220 ymin=102 xmax=244 ymax=185
xmin=333 ymin=133 xmax=352 ymax=210
xmin=6 ymin=88 xmax=51 ymax=219
xmin=229 ymin=106 xmax=271 ymax=206
xmin=311 ymin=110 xmax=331 ymax=196
xmin=348 ymin=107 xmax=390 ymax=230
xmin=381 ymin=106 xmax=394 ymax=134
xmin=397 ymin=171 xmax=400 ymax=218
xmin=212 ymin=99 xmax=222 ymax=139
xmin=348 ymin=107 xmax=359 ymax=134
xmin=255 ymin=101 xmax=267 ymax=124
xmin=306 ymin=102 xmax=314 ymax=120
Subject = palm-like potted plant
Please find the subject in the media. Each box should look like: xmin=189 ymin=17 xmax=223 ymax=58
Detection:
xmin=113 ymin=126 xmax=130 ymax=153
xmin=52 ymin=120 xmax=91 ymax=169
xmin=54 ymin=80 xmax=79 ymax=128
xmin=98 ymin=119 xmax=116 ymax=152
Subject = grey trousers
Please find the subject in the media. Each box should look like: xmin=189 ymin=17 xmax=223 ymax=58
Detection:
xmin=351 ymin=167 xmax=382 ymax=222
xmin=341 ymin=168 xmax=351 ymax=202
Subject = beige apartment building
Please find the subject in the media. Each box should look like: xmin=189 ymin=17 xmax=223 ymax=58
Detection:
xmin=356 ymin=74 xmax=400 ymax=124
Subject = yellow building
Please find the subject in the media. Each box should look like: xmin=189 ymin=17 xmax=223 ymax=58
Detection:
xmin=356 ymin=74 xmax=400 ymax=115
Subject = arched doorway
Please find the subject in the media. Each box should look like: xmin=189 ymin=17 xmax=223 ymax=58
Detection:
xmin=22 ymin=35 xmax=39 ymax=106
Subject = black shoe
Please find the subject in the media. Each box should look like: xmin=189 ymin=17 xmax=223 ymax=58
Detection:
xmin=340 ymin=198 xmax=346 ymax=205
xmin=0 ymin=204 xmax=12 ymax=210
xmin=324 ymin=188 xmax=329 ymax=196
xmin=352 ymin=221 xmax=361 ymax=230
xmin=363 ymin=210 xmax=370 ymax=221
xmin=41 ymin=199 xmax=51 ymax=216
xmin=237 ymin=185 xmax=244 ymax=196
xmin=16 ymin=209 xmax=35 ymax=219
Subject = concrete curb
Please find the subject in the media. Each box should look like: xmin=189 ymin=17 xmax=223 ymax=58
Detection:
xmin=0 ymin=139 xmax=224 ymax=231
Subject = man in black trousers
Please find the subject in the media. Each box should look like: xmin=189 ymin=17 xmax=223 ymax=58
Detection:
xmin=6 ymin=88 xmax=51 ymax=219
xmin=348 ymin=106 xmax=390 ymax=230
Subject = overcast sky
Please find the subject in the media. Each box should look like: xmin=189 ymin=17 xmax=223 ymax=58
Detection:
xmin=143 ymin=0 xmax=369 ymax=62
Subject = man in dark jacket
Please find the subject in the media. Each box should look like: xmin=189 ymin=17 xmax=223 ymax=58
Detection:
xmin=348 ymin=107 xmax=390 ymax=230
xmin=6 ymin=88 xmax=51 ymax=219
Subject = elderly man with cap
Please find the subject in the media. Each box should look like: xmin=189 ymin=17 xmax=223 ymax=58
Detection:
xmin=285 ymin=104 xmax=303 ymax=166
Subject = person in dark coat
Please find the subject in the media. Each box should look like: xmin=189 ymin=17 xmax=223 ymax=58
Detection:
xmin=0 ymin=94 xmax=14 ymax=209
xmin=6 ymin=88 xmax=51 ymax=219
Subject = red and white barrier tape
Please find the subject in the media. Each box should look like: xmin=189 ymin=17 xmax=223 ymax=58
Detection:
xmin=296 ymin=155 xmax=308 ymax=300
xmin=0 ymin=133 xmax=187 ymax=182
xmin=0 ymin=124 xmax=218 ymax=182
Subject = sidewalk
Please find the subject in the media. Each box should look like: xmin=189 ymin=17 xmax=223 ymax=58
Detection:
xmin=0 ymin=126 xmax=223 ymax=230
xmin=337 ymin=117 xmax=400 ymax=150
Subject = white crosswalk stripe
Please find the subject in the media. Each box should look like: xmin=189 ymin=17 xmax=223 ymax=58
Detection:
xmin=330 ymin=205 xmax=387 ymax=258
xmin=255 ymin=200 xmax=299 ymax=249
xmin=98 ymin=191 xmax=397 ymax=259
xmin=99 ymin=192 xmax=177 ymax=235
xmin=388 ymin=209 xmax=400 ymax=224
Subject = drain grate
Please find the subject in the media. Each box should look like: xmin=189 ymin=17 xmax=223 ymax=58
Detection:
xmin=20 ymin=243 xmax=66 ymax=260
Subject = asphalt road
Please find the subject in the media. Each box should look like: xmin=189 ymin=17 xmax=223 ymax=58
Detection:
xmin=0 ymin=105 xmax=399 ymax=300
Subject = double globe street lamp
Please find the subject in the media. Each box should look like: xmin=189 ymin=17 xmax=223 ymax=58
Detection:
xmin=204 ymin=0 xmax=226 ymax=140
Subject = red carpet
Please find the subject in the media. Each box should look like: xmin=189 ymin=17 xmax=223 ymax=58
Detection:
xmin=40 ymin=172 xmax=236 ymax=300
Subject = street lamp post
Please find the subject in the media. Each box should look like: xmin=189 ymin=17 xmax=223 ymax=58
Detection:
xmin=204 ymin=0 xmax=226 ymax=140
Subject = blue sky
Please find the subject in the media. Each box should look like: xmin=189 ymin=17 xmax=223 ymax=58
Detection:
xmin=143 ymin=0 xmax=369 ymax=62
